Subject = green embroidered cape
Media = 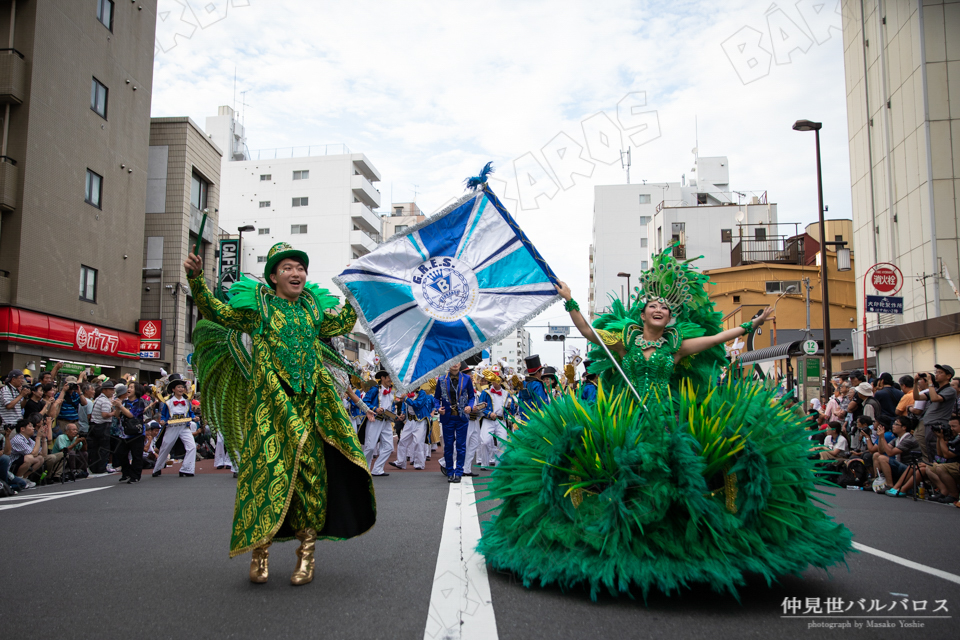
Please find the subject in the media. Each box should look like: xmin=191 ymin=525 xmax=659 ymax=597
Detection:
xmin=189 ymin=275 xmax=376 ymax=557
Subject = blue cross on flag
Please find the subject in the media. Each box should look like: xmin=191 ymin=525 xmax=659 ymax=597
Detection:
xmin=333 ymin=184 xmax=559 ymax=393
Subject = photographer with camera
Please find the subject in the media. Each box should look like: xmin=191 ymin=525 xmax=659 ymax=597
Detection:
xmin=54 ymin=373 xmax=89 ymax=435
xmin=873 ymin=414 xmax=921 ymax=495
xmin=926 ymin=413 xmax=960 ymax=505
xmin=0 ymin=369 xmax=29 ymax=426
xmin=915 ymin=364 xmax=956 ymax=464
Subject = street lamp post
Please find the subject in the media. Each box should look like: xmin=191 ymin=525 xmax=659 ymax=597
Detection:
xmin=617 ymin=272 xmax=631 ymax=306
xmin=237 ymin=224 xmax=255 ymax=277
xmin=793 ymin=119 xmax=832 ymax=398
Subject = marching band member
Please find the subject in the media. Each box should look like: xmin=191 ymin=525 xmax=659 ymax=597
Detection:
xmin=478 ymin=370 xmax=514 ymax=467
xmin=362 ymin=369 xmax=399 ymax=476
xmin=151 ymin=374 xmax=198 ymax=478
xmin=390 ymin=382 xmax=434 ymax=470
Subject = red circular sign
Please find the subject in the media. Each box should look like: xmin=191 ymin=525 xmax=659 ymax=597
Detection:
xmin=871 ymin=268 xmax=899 ymax=293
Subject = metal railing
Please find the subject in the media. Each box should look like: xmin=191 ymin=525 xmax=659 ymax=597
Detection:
xmin=252 ymin=144 xmax=352 ymax=160
xmin=731 ymin=236 xmax=805 ymax=266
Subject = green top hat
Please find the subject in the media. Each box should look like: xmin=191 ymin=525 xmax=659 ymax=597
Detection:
xmin=263 ymin=242 xmax=309 ymax=288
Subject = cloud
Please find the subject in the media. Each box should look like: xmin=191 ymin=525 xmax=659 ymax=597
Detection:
xmin=153 ymin=0 xmax=852 ymax=363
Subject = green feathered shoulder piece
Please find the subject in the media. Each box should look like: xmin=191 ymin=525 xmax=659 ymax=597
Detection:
xmin=225 ymin=276 xmax=261 ymax=311
xmin=303 ymin=281 xmax=340 ymax=314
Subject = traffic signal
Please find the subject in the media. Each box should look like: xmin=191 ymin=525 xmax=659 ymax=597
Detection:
xmin=544 ymin=334 xmax=566 ymax=341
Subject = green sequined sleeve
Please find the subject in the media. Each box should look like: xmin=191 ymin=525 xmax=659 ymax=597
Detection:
xmin=317 ymin=303 xmax=357 ymax=338
xmin=188 ymin=274 xmax=261 ymax=334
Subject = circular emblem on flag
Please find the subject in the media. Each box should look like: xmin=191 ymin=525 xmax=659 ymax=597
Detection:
xmin=411 ymin=256 xmax=479 ymax=322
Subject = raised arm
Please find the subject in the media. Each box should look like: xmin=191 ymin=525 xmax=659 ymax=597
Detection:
xmin=555 ymin=281 xmax=626 ymax=356
xmin=184 ymin=253 xmax=261 ymax=334
xmin=676 ymin=307 xmax=775 ymax=359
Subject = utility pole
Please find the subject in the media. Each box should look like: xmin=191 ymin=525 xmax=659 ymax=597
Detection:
xmin=803 ymin=277 xmax=812 ymax=336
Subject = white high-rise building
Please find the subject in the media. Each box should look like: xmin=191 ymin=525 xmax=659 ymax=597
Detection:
xmin=489 ymin=327 xmax=530 ymax=372
xmin=207 ymin=106 xmax=383 ymax=357
xmin=590 ymin=156 xmax=777 ymax=317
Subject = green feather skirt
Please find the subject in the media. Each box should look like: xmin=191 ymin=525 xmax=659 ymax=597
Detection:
xmin=476 ymin=380 xmax=853 ymax=600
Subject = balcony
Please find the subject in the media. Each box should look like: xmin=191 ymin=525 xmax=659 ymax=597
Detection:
xmin=0 ymin=156 xmax=18 ymax=212
xmin=0 ymin=49 xmax=26 ymax=104
xmin=350 ymin=201 xmax=381 ymax=235
xmin=350 ymin=229 xmax=379 ymax=256
xmin=731 ymin=235 xmax=805 ymax=266
xmin=351 ymin=153 xmax=381 ymax=182
xmin=351 ymin=174 xmax=381 ymax=208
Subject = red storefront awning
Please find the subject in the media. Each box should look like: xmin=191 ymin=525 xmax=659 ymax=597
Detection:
xmin=0 ymin=307 xmax=140 ymax=360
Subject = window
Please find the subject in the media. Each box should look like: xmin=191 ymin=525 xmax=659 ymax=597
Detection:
xmin=721 ymin=229 xmax=732 ymax=243
xmin=85 ymin=169 xmax=102 ymax=208
xmin=260 ymin=174 xmax=272 ymax=181
xmin=638 ymin=194 xmax=651 ymax=204
xmin=835 ymin=234 xmax=843 ymax=242
xmin=96 ymin=0 xmax=113 ymax=31
xmin=258 ymin=228 xmax=270 ymax=235
xmin=292 ymin=197 xmax=308 ymax=207
xmin=696 ymin=193 xmax=708 ymax=204
xmin=765 ymin=280 xmax=801 ymax=294
xmin=91 ymin=78 xmax=108 ymax=119
xmin=394 ymin=207 xmax=403 ymax=215
xmin=293 ymin=170 xmax=309 ymax=180
xmin=190 ymin=172 xmax=208 ymax=210
xmin=259 ymin=201 xmax=271 ymax=208
xmin=79 ymin=265 xmax=97 ymax=302
xmin=257 ymin=256 xmax=267 ymax=263
xmin=733 ymin=295 xmax=741 ymax=303
xmin=755 ymin=228 xmax=767 ymax=241
xmin=291 ymin=224 xmax=308 ymax=234
xmin=641 ymin=261 xmax=648 ymax=270
xmin=640 ymin=237 xmax=648 ymax=248
xmin=639 ymin=216 xmax=650 ymax=225
xmin=395 ymin=225 xmax=408 ymax=233
xmin=186 ymin=296 xmax=198 ymax=344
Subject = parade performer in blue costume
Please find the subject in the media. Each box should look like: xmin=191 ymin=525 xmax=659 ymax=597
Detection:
xmin=516 ymin=355 xmax=550 ymax=421
xmin=478 ymin=247 xmax=853 ymax=600
xmin=434 ymin=362 xmax=476 ymax=483
xmin=578 ymin=361 xmax=598 ymax=403
xmin=391 ymin=382 xmax=436 ymax=470
xmin=478 ymin=370 xmax=516 ymax=467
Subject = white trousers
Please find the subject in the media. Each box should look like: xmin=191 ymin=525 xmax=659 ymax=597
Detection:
xmin=480 ymin=418 xmax=509 ymax=466
xmin=214 ymin=435 xmax=237 ymax=472
xmin=462 ymin=419 xmax=482 ymax=474
xmin=395 ymin=419 xmax=427 ymax=469
xmin=364 ymin=418 xmax=395 ymax=475
xmin=351 ymin=416 xmax=364 ymax=433
xmin=153 ymin=423 xmax=196 ymax=475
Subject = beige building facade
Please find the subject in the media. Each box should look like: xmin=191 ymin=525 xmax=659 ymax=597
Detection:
xmin=0 ymin=0 xmax=157 ymax=378
xmin=140 ymin=117 xmax=221 ymax=379
xmin=841 ymin=1 xmax=960 ymax=375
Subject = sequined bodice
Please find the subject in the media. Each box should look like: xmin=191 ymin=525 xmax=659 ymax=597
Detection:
xmin=266 ymin=297 xmax=317 ymax=394
xmin=622 ymin=342 xmax=676 ymax=399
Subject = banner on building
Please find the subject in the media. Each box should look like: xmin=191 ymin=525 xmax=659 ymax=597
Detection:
xmin=333 ymin=186 xmax=559 ymax=393
xmin=218 ymin=238 xmax=241 ymax=297
xmin=138 ymin=319 xmax=163 ymax=359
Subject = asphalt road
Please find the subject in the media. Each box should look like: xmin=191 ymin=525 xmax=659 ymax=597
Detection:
xmin=2 ymin=467 xmax=958 ymax=639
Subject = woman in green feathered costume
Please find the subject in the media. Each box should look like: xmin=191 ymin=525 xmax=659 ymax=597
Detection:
xmin=184 ymin=242 xmax=376 ymax=586
xmin=477 ymin=247 xmax=853 ymax=600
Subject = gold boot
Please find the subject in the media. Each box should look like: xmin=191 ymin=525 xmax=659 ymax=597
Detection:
xmin=290 ymin=528 xmax=317 ymax=586
xmin=249 ymin=543 xmax=271 ymax=584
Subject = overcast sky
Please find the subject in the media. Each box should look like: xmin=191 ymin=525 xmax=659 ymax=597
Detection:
xmin=153 ymin=0 xmax=852 ymax=365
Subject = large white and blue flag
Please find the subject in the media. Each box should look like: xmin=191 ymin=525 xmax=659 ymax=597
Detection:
xmin=333 ymin=182 xmax=559 ymax=393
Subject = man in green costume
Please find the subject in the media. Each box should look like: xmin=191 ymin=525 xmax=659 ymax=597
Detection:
xmin=184 ymin=242 xmax=376 ymax=585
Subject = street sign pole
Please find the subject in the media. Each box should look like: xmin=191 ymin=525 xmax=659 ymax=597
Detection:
xmin=862 ymin=263 xmax=903 ymax=376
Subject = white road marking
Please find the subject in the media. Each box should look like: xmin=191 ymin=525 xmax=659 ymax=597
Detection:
xmin=853 ymin=542 xmax=960 ymax=586
xmin=0 ymin=486 xmax=112 ymax=510
xmin=424 ymin=477 xmax=498 ymax=640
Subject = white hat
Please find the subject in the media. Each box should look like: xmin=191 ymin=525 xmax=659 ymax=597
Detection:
xmin=855 ymin=382 xmax=874 ymax=397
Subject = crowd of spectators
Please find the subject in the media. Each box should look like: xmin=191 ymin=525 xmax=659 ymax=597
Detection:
xmin=808 ymin=364 xmax=960 ymax=508
xmin=1 ymin=367 xmax=215 ymax=496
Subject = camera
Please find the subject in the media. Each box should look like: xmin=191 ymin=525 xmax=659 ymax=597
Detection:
xmin=930 ymin=422 xmax=951 ymax=435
